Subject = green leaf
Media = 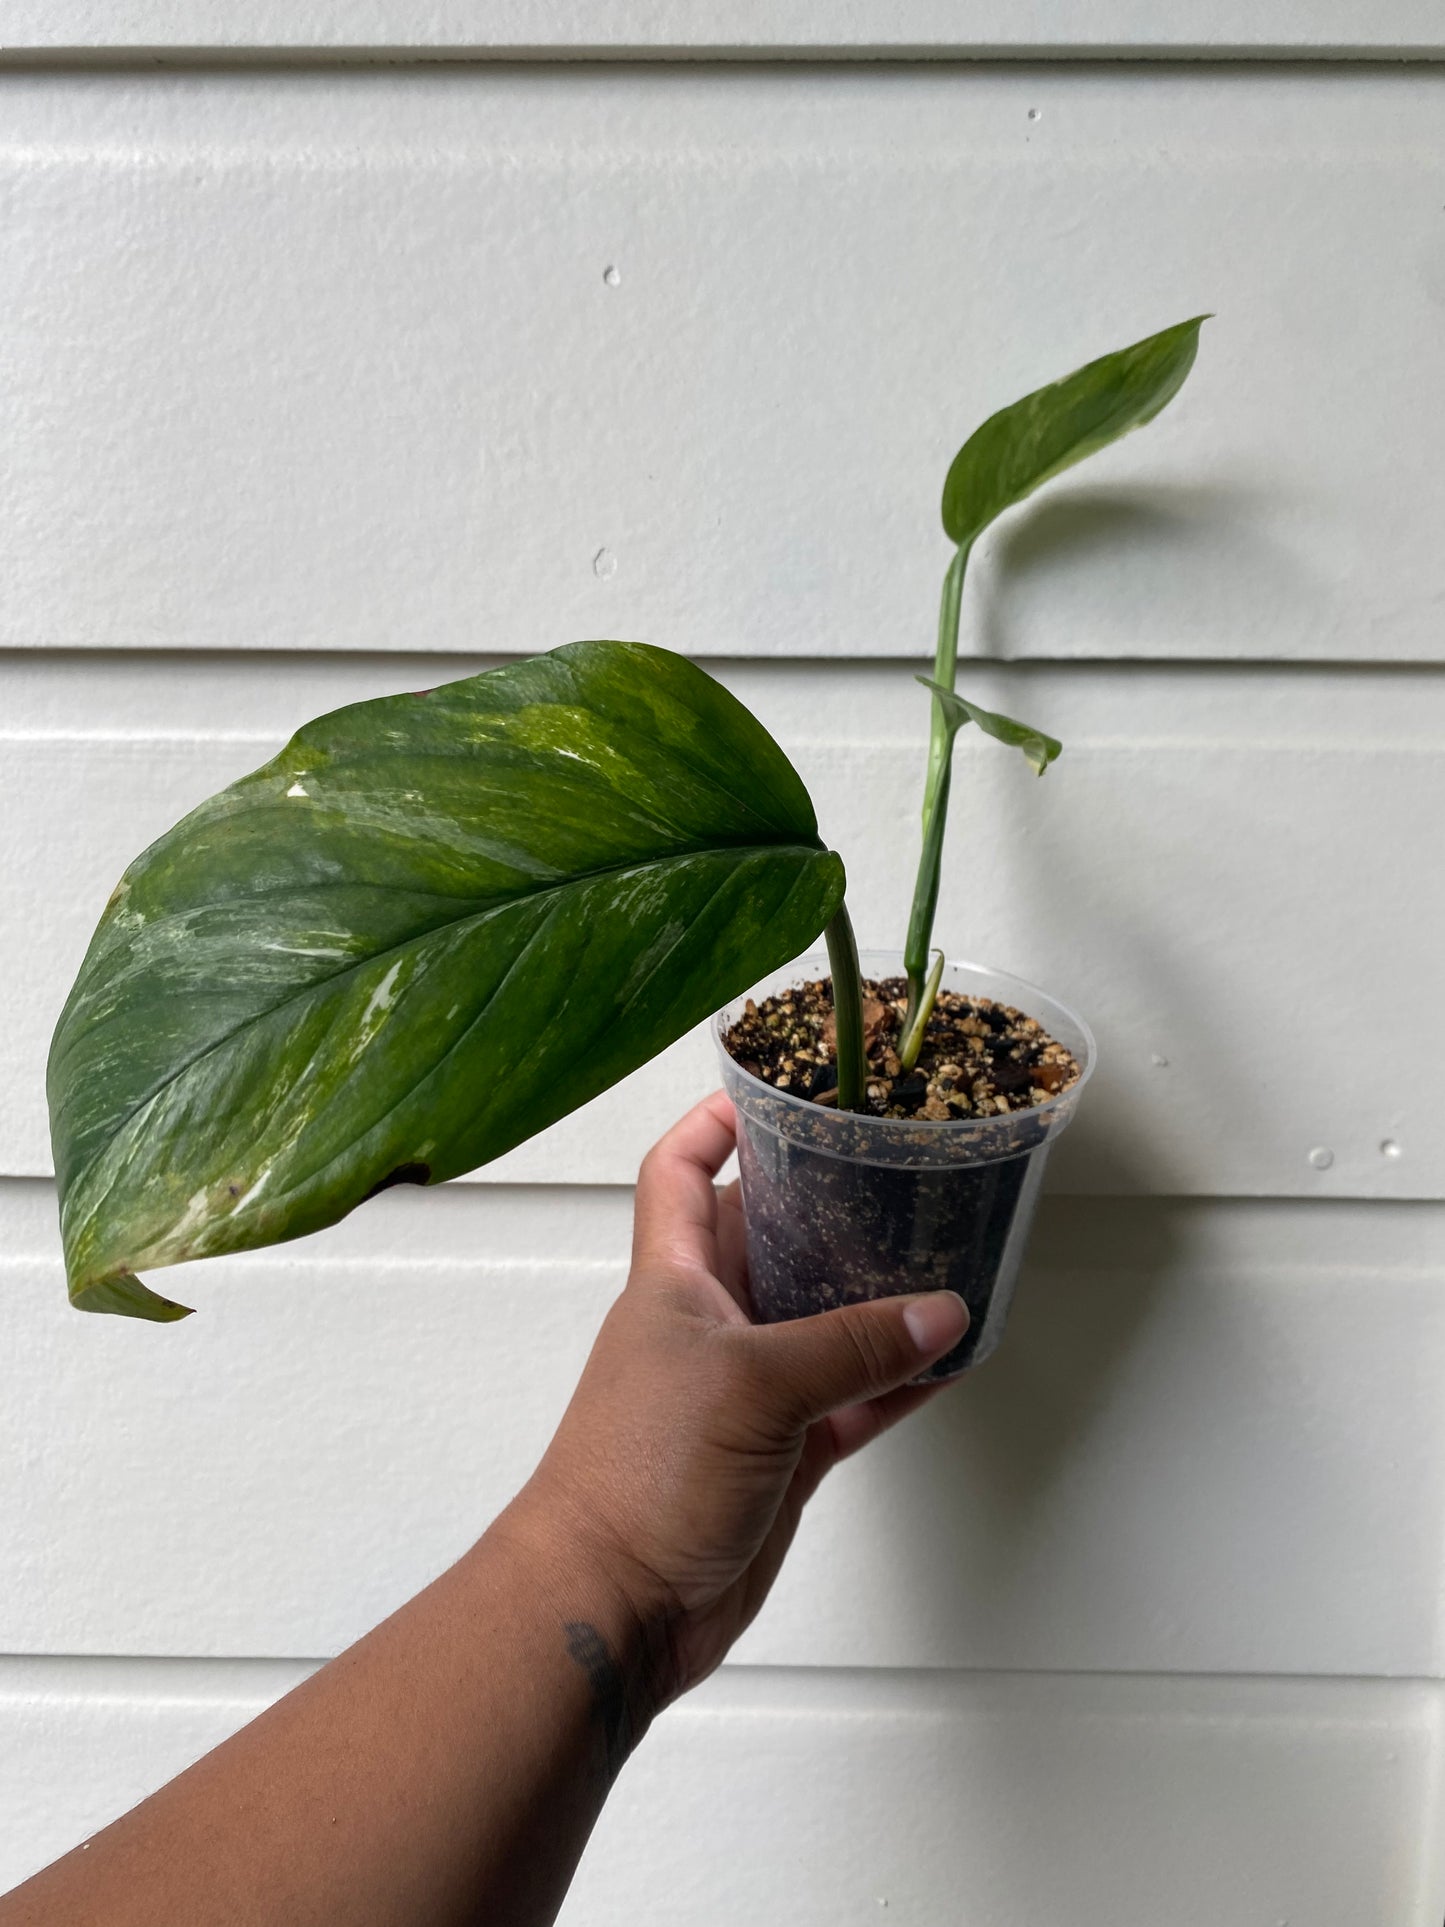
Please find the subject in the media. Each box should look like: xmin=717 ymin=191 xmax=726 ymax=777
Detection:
xmin=941 ymin=315 xmax=1208 ymax=549
xmin=48 ymin=642 xmax=845 ymax=1320
xmin=916 ymin=677 xmax=1062 ymax=777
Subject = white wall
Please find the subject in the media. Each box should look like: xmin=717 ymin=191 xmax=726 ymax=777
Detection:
xmin=2 ymin=19 xmax=1444 ymax=1921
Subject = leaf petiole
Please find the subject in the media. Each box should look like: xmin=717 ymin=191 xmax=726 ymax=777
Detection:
xmin=824 ymin=903 xmax=868 ymax=1113
xmin=902 ymin=546 xmax=968 ymax=1031
xmin=920 ymin=544 xmax=969 ymax=858
xmin=898 ymin=949 xmax=946 ymax=1074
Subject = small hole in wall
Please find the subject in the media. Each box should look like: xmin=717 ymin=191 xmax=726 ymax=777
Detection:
xmin=593 ymin=547 xmax=617 ymax=580
xmin=1027 ymin=108 xmax=1041 ymax=122
xmin=1380 ymin=1138 xmax=1403 ymax=1159
xmin=603 ymin=265 xmax=621 ymax=287
xmin=1307 ymin=1146 xmax=1334 ymax=1171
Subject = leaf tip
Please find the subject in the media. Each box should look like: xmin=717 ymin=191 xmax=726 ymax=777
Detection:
xmin=70 ymin=1269 xmax=195 ymax=1323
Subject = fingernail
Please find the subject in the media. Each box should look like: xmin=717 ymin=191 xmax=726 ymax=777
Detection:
xmin=903 ymin=1291 xmax=970 ymax=1355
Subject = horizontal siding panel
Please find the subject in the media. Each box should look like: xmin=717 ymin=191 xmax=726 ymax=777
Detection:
xmin=1 ymin=1660 xmax=1439 ymax=1923
xmin=1 ymin=68 xmax=1443 ymax=661
xmin=4 ymin=1182 xmax=1444 ymax=1675
xmin=2 ymin=2 xmax=1443 ymax=60
xmin=1 ymin=52 xmax=1438 ymax=1922
xmin=5 ymin=666 xmax=1441 ymax=1196
xmin=9 ymin=650 xmax=1445 ymax=744
xmin=591 ymin=1671 xmax=1444 ymax=1927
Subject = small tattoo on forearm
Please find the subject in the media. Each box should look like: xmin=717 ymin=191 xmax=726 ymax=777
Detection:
xmin=564 ymin=1621 xmax=634 ymax=1784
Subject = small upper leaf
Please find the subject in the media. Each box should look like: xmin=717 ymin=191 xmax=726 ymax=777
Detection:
xmin=941 ymin=316 xmax=1208 ymax=549
xmin=916 ymin=677 xmax=1062 ymax=777
xmin=48 ymin=642 xmax=844 ymax=1320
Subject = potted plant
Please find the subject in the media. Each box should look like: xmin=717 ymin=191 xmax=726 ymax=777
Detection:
xmin=47 ymin=317 xmax=1205 ymax=1374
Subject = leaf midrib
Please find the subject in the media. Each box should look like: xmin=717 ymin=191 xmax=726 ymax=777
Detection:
xmin=259 ymin=852 xmax=825 ymax=1217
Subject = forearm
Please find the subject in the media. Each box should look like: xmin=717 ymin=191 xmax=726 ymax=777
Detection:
xmin=2 ymin=1493 xmax=659 ymax=1927
xmin=3 ymin=1095 xmax=966 ymax=1924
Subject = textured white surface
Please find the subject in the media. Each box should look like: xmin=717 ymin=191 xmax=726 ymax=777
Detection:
xmin=2 ymin=68 xmax=1445 ymax=662
xmin=4 ymin=1181 xmax=1444 ymax=1676
xmin=2 ymin=1 xmax=1443 ymax=59
xmin=2 ymin=1660 xmax=1441 ymax=1924
xmin=3 ymin=48 xmax=1444 ymax=1924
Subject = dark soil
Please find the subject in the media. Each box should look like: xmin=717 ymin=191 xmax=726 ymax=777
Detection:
xmin=732 ymin=1115 xmax=1039 ymax=1378
xmin=722 ymin=975 xmax=1080 ymax=1120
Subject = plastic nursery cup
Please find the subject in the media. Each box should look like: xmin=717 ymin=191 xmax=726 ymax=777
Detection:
xmin=715 ymin=953 xmax=1095 ymax=1379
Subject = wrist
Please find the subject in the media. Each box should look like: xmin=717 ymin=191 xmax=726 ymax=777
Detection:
xmin=487 ymin=1484 xmax=679 ymax=1774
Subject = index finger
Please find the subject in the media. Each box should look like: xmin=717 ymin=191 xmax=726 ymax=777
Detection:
xmin=631 ymin=1090 xmax=737 ymax=1278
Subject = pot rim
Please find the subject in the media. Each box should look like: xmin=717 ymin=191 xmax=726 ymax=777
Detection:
xmin=713 ymin=949 xmax=1096 ymax=1140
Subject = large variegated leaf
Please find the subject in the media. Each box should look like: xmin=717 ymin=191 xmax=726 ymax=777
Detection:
xmin=48 ymin=641 xmax=844 ymax=1320
xmin=941 ymin=315 xmax=1207 ymax=549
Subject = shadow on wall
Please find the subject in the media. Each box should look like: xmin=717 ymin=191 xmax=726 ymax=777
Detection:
xmin=973 ymin=480 xmax=1315 ymax=659
xmin=945 ymin=1148 xmax=1183 ymax=1532
xmin=1011 ymin=793 xmax=1241 ymax=1199
xmin=880 ymin=1183 xmax=1187 ymax=1664
xmin=965 ymin=618 xmax=1291 ymax=1200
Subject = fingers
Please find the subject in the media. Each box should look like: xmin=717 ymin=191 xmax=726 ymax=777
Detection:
xmin=712 ymin=1179 xmax=750 ymax=1313
xmin=740 ymin=1291 xmax=969 ymax=1429
xmin=631 ymin=1091 xmax=738 ymax=1278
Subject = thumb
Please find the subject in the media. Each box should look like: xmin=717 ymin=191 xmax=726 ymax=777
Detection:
xmin=745 ymin=1291 xmax=970 ymax=1426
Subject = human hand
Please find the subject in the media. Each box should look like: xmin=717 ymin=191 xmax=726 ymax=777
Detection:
xmin=511 ymin=1091 xmax=968 ymax=1715
xmin=0 ymin=1095 xmax=965 ymax=1927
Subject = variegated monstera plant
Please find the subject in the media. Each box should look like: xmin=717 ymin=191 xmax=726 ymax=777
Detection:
xmin=49 ymin=317 xmax=1205 ymax=1319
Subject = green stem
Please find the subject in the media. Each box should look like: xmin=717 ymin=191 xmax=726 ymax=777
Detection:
xmin=898 ymin=948 xmax=945 ymax=1075
xmin=902 ymin=758 xmax=950 ymax=1014
xmin=824 ymin=903 xmax=868 ymax=1113
xmin=903 ymin=543 xmax=970 ymax=1023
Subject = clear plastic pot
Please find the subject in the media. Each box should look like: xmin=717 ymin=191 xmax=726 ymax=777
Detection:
xmin=714 ymin=953 xmax=1095 ymax=1378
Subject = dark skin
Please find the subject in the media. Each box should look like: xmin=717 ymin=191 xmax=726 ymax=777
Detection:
xmin=1 ymin=1091 xmax=969 ymax=1927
